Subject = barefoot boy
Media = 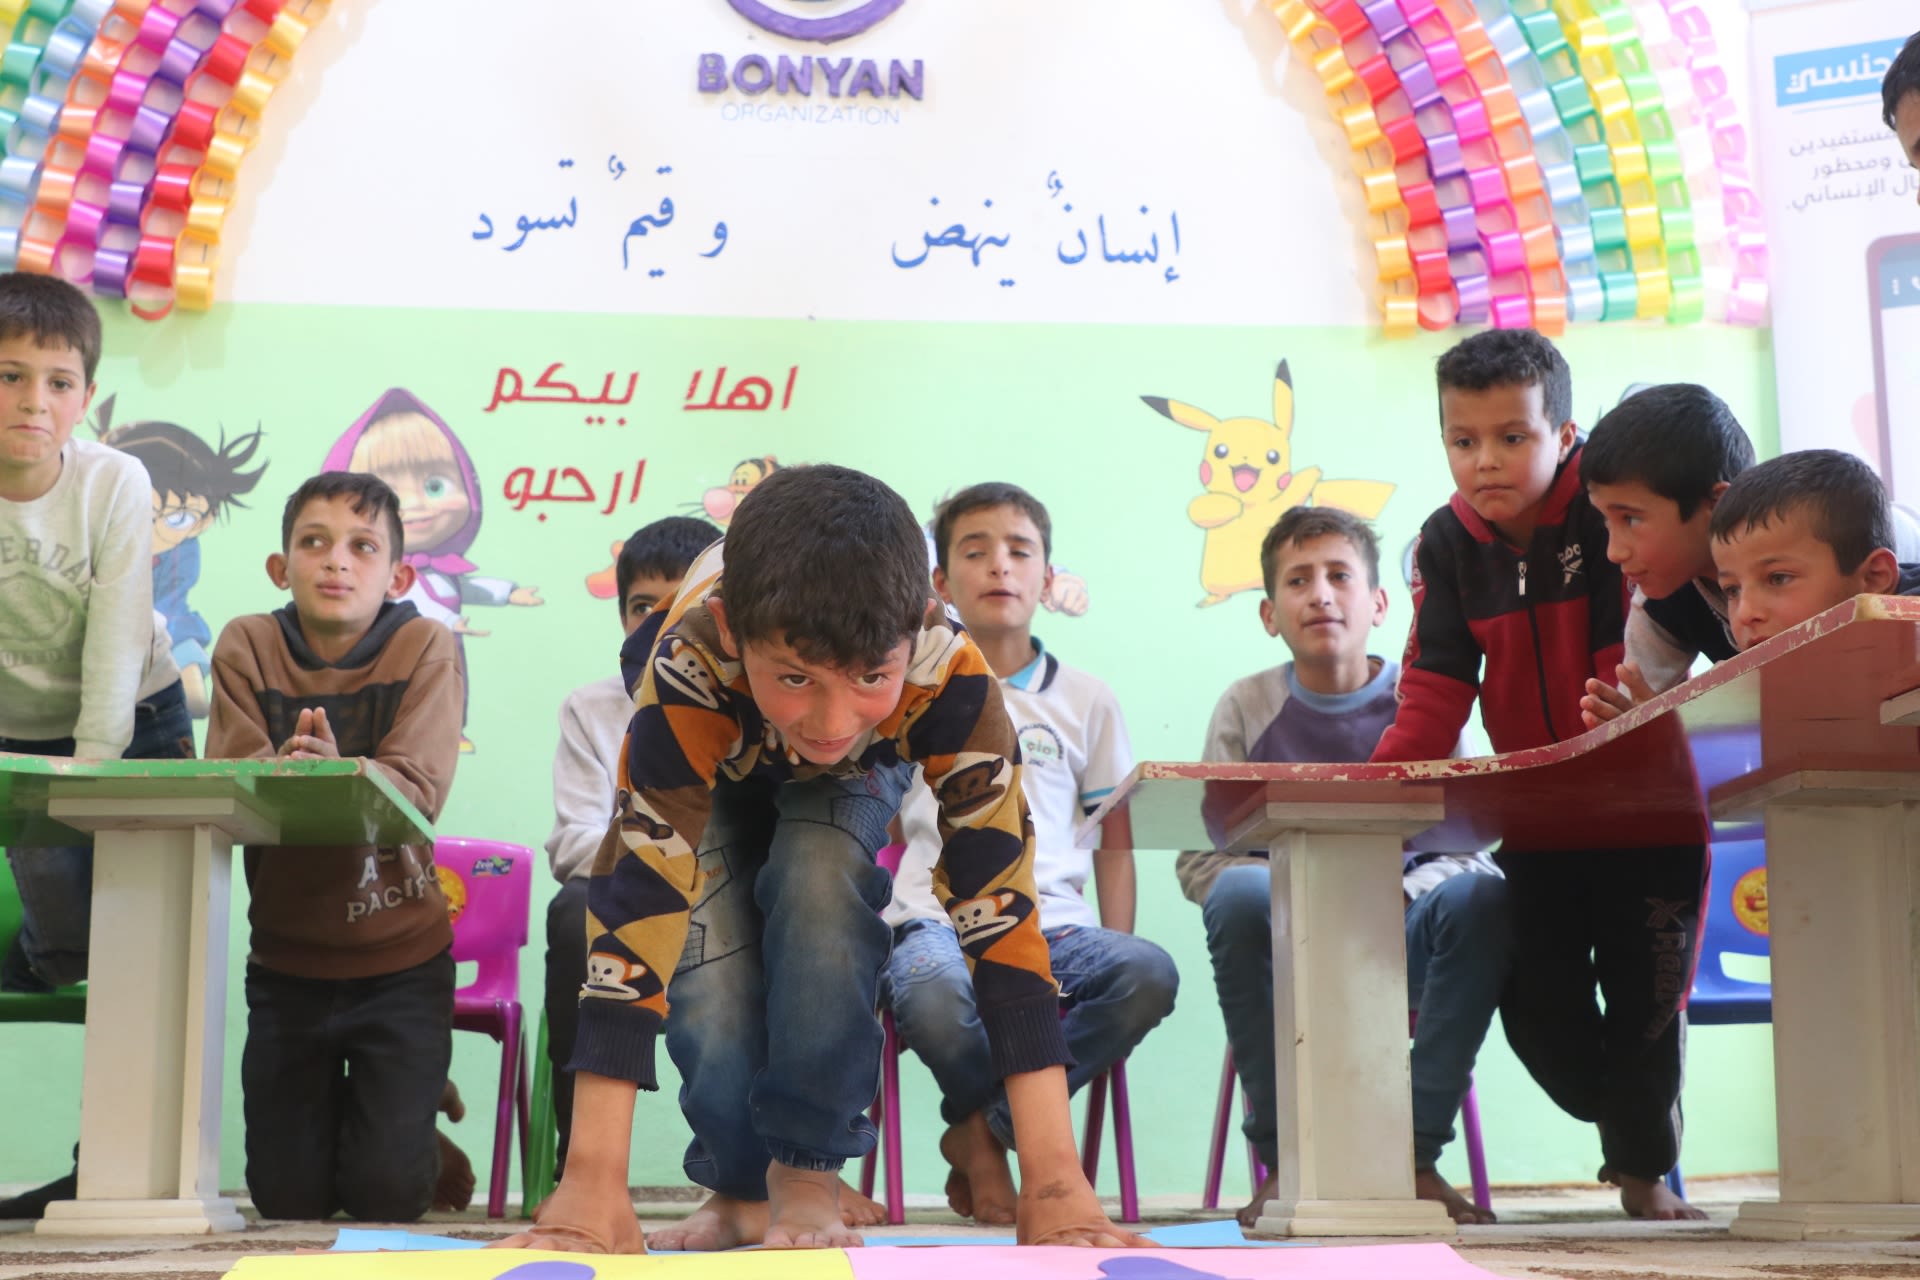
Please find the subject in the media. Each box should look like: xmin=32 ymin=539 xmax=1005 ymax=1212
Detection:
xmin=1373 ymin=330 xmax=1706 ymax=1220
xmin=505 ymin=464 xmax=1143 ymax=1254
xmin=1181 ymin=506 xmax=1509 ymax=1228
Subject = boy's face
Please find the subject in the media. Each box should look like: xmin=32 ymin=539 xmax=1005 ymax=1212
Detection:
xmin=1896 ymin=90 xmax=1920 ymax=208
xmin=1713 ymin=504 xmax=1900 ymax=649
xmin=621 ymin=571 xmax=682 ymax=636
xmin=1259 ymin=533 xmax=1387 ymax=660
xmin=932 ymin=505 xmax=1051 ymax=637
xmin=1441 ymin=384 xmax=1576 ymax=538
xmin=267 ymin=495 xmax=416 ymax=643
xmin=152 ymin=489 xmax=213 ymax=554
xmin=1588 ymin=479 xmax=1724 ymax=601
xmin=0 ymin=335 xmax=93 ymax=490
xmin=713 ymin=613 xmax=914 ymax=765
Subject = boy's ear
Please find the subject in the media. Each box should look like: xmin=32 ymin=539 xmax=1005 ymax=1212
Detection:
xmin=707 ymin=595 xmax=739 ymax=658
xmin=1703 ymin=480 xmax=1731 ymax=511
xmin=386 ymin=559 xmax=417 ymax=600
xmin=1257 ymin=595 xmax=1282 ymax=639
xmin=1557 ymin=419 xmax=1578 ymax=461
xmin=931 ymin=564 xmax=955 ymax=607
xmin=1370 ymin=584 xmax=1389 ymax=627
xmin=1859 ymin=547 xmax=1901 ymax=595
xmin=265 ymin=552 xmax=289 ymax=589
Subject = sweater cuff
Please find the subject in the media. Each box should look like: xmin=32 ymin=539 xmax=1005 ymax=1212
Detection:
xmin=983 ymin=992 xmax=1074 ymax=1081
xmin=568 ymin=997 xmax=663 ymax=1090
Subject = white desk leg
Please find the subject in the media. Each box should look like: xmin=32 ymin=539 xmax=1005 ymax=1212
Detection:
xmin=1252 ymin=829 xmax=1454 ymax=1238
xmin=1732 ymin=797 xmax=1920 ymax=1241
xmin=38 ymin=823 xmax=245 ymax=1236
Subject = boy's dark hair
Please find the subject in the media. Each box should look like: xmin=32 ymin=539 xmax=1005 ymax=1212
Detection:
xmin=107 ymin=416 xmax=267 ymax=519
xmin=280 ymin=471 xmax=406 ymax=560
xmin=0 ymin=272 xmax=102 ymax=384
xmin=1261 ymin=506 xmax=1383 ymax=595
xmin=617 ymin=515 xmax=721 ymax=611
xmin=1579 ymin=383 xmax=1755 ymax=520
xmin=721 ymin=463 xmax=929 ymax=669
xmin=1883 ymin=30 xmax=1920 ymax=130
xmin=1434 ymin=329 xmax=1573 ymax=429
xmin=930 ymin=481 xmax=1053 ymax=573
xmin=1709 ymin=449 xmax=1892 ymax=573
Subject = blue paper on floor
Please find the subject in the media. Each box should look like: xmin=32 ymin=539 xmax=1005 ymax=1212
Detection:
xmin=332 ymin=1228 xmax=487 ymax=1252
xmin=333 ymin=1220 xmax=1302 ymax=1252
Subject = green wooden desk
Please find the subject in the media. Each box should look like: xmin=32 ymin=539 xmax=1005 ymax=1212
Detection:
xmin=0 ymin=755 xmax=432 ymax=1237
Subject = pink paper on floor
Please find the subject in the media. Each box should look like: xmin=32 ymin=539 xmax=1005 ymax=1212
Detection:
xmin=846 ymin=1243 xmax=1503 ymax=1280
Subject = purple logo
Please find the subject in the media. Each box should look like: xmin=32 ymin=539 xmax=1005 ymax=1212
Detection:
xmin=726 ymin=0 xmax=905 ymax=43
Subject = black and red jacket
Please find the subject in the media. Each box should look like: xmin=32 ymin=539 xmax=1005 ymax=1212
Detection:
xmin=1373 ymin=442 xmax=1628 ymax=763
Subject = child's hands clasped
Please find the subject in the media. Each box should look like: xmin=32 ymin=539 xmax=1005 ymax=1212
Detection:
xmin=1579 ymin=662 xmax=1657 ymax=731
xmin=278 ymin=707 xmax=340 ymax=760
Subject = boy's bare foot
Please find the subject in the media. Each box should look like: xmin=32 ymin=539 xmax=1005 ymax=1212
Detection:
xmin=433 ymin=1131 xmax=476 ymax=1212
xmin=440 ymin=1080 xmax=466 ymax=1124
xmin=1602 ymin=1165 xmax=1709 ymax=1221
xmin=938 ymin=1112 xmax=1018 ymax=1225
xmin=1415 ymin=1167 xmax=1494 ymax=1224
xmin=490 ymin=1175 xmax=645 ymax=1253
xmin=765 ymin=1162 xmax=861 ymax=1249
xmin=1236 ymin=1168 xmax=1278 ymax=1231
xmin=837 ymin=1177 xmax=888 ymax=1227
xmin=647 ymin=1192 xmax=770 ymax=1251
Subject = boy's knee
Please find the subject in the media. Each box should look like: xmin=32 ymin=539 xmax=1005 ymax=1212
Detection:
xmin=246 ymin=1172 xmax=336 ymax=1222
xmin=1202 ymin=866 xmax=1271 ymax=949
xmin=335 ymin=1158 xmax=434 ymax=1223
xmin=1436 ymin=873 xmax=1512 ymax=938
xmin=1108 ymin=944 xmax=1180 ymax=1039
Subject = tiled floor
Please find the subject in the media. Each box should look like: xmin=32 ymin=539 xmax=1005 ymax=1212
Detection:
xmin=5 ymin=1177 xmax=1920 ymax=1280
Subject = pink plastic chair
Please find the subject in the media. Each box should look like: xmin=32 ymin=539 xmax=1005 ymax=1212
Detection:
xmin=438 ymin=837 xmax=535 ymax=1219
xmin=1202 ymin=1033 xmax=1491 ymax=1214
xmin=859 ymin=844 xmax=1140 ymax=1224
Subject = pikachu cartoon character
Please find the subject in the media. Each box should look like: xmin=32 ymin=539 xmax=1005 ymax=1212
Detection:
xmin=1144 ymin=362 xmax=1395 ymax=606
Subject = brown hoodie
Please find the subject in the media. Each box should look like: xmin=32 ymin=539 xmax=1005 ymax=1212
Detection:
xmin=207 ymin=601 xmax=463 ymax=980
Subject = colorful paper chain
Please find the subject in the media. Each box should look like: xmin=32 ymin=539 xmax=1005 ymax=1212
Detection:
xmin=1270 ymin=0 xmax=1762 ymax=330
xmin=0 ymin=0 xmax=326 ymax=316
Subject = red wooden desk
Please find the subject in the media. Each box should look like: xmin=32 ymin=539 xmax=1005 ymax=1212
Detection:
xmin=1088 ymin=594 xmax=1920 ymax=1240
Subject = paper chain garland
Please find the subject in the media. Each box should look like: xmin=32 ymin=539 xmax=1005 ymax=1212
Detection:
xmin=0 ymin=0 xmax=325 ymax=317
xmin=1271 ymin=0 xmax=1766 ymax=331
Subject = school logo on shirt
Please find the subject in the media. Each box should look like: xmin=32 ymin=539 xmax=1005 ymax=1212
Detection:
xmin=1017 ymin=722 xmax=1065 ymax=769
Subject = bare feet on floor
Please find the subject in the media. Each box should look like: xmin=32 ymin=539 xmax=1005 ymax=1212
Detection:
xmin=939 ymin=1112 xmax=1018 ymax=1226
xmin=1602 ymin=1166 xmax=1709 ymax=1221
xmin=439 ymin=1079 xmax=467 ymax=1124
xmin=1414 ymin=1167 xmax=1495 ymax=1224
xmin=433 ymin=1130 xmax=476 ymax=1212
xmin=646 ymin=1192 xmax=771 ymax=1251
xmin=489 ymin=1177 xmax=645 ymax=1253
xmin=837 ymin=1177 xmax=888 ymax=1227
xmin=765 ymin=1162 xmax=861 ymax=1248
xmin=1236 ymin=1168 xmax=1278 ymax=1231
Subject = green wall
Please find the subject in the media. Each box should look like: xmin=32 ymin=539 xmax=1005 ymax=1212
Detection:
xmin=2 ymin=306 xmax=1780 ymax=1201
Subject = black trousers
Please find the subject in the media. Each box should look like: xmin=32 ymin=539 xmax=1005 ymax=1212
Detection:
xmin=1494 ymin=843 xmax=1708 ymax=1181
xmin=242 ymin=949 xmax=454 ymax=1221
xmin=543 ymin=877 xmax=590 ymax=1174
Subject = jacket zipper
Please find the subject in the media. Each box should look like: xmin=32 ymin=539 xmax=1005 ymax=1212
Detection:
xmin=1518 ymin=556 xmax=1560 ymax=741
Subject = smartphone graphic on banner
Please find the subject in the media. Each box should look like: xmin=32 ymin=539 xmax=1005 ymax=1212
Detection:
xmin=1870 ymin=234 xmax=1920 ymax=503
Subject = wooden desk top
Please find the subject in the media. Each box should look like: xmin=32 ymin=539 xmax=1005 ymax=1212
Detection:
xmin=0 ymin=755 xmax=434 ymax=847
xmin=1092 ymin=594 xmax=1920 ymax=854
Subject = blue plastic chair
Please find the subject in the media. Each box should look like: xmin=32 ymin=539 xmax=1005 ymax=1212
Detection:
xmin=1687 ymin=837 xmax=1771 ymax=1027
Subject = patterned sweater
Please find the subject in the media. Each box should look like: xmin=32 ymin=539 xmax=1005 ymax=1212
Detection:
xmin=571 ymin=540 xmax=1068 ymax=1090
xmin=206 ymin=602 xmax=464 ymax=980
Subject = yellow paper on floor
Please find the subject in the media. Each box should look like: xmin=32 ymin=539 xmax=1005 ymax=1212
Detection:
xmin=226 ymin=1249 xmax=856 ymax=1280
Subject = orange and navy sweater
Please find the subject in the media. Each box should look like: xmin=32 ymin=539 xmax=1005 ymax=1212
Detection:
xmin=570 ymin=540 xmax=1067 ymax=1090
xmin=1373 ymin=443 xmax=1628 ymax=762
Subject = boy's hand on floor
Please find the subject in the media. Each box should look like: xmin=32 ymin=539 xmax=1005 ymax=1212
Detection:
xmin=1014 ymin=1177 xmax=1152 ymax=1248
xmin=489 ymin=1176 xmax=646 ymax=1254
xmin=1579 ymin=663 xmax=1655 ymax=731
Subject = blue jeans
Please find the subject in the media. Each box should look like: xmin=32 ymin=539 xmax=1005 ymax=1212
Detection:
xmin=882 ymin=917 xmax=1177 ymax=1149
xmin=661 ymin=763 xmax=913 ymax=1200
xmin=1203 ymin=863 xmax=1511 ymax=1169
xmin=3 ymin=679 xmax=195 ymax=988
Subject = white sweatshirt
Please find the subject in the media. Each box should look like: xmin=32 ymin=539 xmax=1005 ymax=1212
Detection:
xmin=0 ymin=438 xmax=165 ymax=758
xmin=544 ymin=673 xmax=631 ymax=883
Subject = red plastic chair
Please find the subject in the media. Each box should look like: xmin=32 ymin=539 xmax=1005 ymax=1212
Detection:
xmin=859 ymin=844 xmax=1140 ymax=1224
xmin=437 ymin=837 xmax=535 ymax=1219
